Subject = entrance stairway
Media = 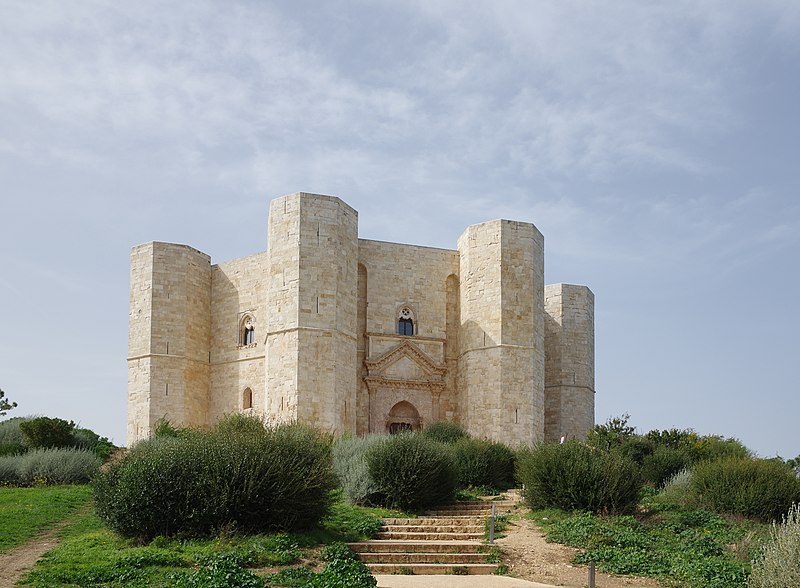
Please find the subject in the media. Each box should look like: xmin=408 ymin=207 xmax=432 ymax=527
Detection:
xmin=349 ymin=496 xmax=517 ymax=575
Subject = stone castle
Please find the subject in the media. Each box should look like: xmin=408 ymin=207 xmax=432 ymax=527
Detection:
xmin=127 ymin=192 xmax=595 ymax=446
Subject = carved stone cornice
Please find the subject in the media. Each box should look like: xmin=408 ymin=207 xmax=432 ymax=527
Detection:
xmin=365 ymin=376 xmax=446 ymax=394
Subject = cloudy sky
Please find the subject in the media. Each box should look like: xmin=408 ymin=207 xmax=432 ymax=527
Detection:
xmin=1 ymin=1 xmax=797 ymax=457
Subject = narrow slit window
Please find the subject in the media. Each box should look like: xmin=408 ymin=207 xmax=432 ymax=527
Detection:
xmin=243 ymin=387 xmax=253 ymax=410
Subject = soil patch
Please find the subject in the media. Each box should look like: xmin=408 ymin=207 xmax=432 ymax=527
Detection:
xmin=0 ymin=507 xmax=89 ymax=588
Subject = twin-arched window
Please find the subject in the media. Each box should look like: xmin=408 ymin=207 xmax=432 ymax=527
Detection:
xmin=239 ymin=313 xmax=256 ymax=347
xmin=397 ymin=306 xmax=415 ymax=336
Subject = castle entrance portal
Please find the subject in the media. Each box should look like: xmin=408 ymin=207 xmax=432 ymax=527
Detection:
xmin=386 ymin=400 xmax=421 ymax=434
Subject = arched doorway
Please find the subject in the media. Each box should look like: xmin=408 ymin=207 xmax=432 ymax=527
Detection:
xmin=386 ymin=400 xmax=421 ymax=434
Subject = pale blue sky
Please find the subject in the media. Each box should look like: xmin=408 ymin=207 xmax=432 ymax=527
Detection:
xmin=1 ymin=1 xmax=797 ymax=457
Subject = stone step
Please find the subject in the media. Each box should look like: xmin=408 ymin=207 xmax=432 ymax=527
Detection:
xmin=381 ymin=524 xmax=484 ymax=534
xmin=366 ymin=563 xmax=499 ymax=575
xmin=349 ymin=541 xmax=486 ymax=554
xmin=382 ymin=517 xmax=485 ymax=526
xmin=358 ymin=552 xmax=489 ymax=564
xmin=374 ymin=531 xmax=483 ymax=541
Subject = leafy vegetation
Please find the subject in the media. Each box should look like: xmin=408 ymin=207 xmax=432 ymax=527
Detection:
xmin=0 ymin=387 xmax=16 ymax=416
xmin=691 ymin=457 xmax=800 ymax=522
xmin=366 ymin=432 xmax=457 ymax=511
xmin=749 ymin=503 xmax=800 ymax=588
xmin=421 ymin=420 xmax=468 ymax=444
xmin=529 ymin=495 xmax=765 ymax=588
xmin=451 ymin=437 xmax=516 ymax=490
xmin=516 ymin=441 xmax=642 ymax=513
xmin=0 ymin=447 xmax=102 ymax=486
xmin=332 ymin=434 xmax=385 ymax=505
xmin=0 ymin=484 xmax=92 ymax=552
xmin=94 ymin=417 xmax=336 ymax=540
xmin=20 ymin=490 xmax=383 ymax=587
xmin=0 ymin=416 xmax=115 ymax=463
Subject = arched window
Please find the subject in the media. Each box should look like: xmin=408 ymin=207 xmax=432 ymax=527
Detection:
xmin=239 ymin=313 xmax=256 ymax=347
xmin=397 ymin=306 xmax=415 ymax=336
xmin=243 ymin=387 xmax=253 ymax=410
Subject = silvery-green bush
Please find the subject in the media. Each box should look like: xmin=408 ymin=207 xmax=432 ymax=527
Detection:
xmin=749 ymin=503 xmax=800 ymax=588
xmin=0 ymin=447 xmax=101 ymax=485
xmin=332 ymin=434 xmax=386 ymax=505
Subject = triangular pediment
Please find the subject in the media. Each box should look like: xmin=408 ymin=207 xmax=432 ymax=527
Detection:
xmin=365 ymin=340 xmax=446 ymax=380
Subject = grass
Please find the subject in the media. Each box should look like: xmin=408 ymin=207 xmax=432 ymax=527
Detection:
xmin=17 ymin=488 xmax=402 ymax=587
xmin=527 ymin=494 xmax=770 ymax=588
xmin=0 ymin=484 xmax=92 ymax=552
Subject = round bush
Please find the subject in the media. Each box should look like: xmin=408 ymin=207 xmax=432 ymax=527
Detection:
xmin=93 ymin=420 xmax=336 ymax=539
xmin=451 ymin=437 xmax=516 ymax=490
xmin=516 ymin=441 xmax=642 ymax=514
xmin=366 ymin=433 xmax=457 ymax=511
xmin=691 ymin=457 xmax=800 ymax=522
xmin=421 ymin=421 xmax=468 ymax=444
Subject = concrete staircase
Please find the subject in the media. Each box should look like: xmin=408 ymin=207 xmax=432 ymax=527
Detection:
xmin=350 ymin=497 xmax=517 ymax=575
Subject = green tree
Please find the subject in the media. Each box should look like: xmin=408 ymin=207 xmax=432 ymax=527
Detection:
xmin=0 ymin=388 xmax=17 ymax=416
xmin=586 ymin=413 xmax=636 ymax=451
xmin=19 ymin=416 xmax=76 ymax=448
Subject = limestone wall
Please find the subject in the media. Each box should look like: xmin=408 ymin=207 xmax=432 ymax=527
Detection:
xmin=209 ymin=252 xmax=268 ymax=421
xmin=126 ymin=242 xmax=211 ymax=444
xmin=357 ymin=240 xmax=459 ymax=432
xmin=457 ymin=220 xmax=545 ymax=446
xmin=544 ymin=283 xmax=595 ymax=441
xmin=265 ymin=193 xmax=358 ymax=434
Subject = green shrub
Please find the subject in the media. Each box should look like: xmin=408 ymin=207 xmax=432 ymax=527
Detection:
xmin=170 ymin=556 xmax=263 ymax=588
xmin=0 ymin=442 xmax=24 ymax=457
xmin=422 ymin=421 xmax=468 ymax=444
xmin=451 ymin=437 xmax=515 ymax=490
xmin=516 ymin=441 xmax=642 ymax=514
xmin=332 ymin=434 xmax=385 ymax=505
xmin=641 ymin=446 xmax=692 ymax=488
xmin=93 ymin=419 xmax=336 ymax=540
xmin=692 ymin=435 xmax=751 ymax=462
xmin=19 ymin=417 xmax=76 ymax=449
xmin=309 ymin=542 xmax=376 ymax=588
xmin=366 ymin=433 xmax=456 ymax=511
xmin=692 ymin=457 xmax=800 ymax=522
xmin=0 ymin=447 xmax=101 ymax=485
xmin=72 ymin=428 xmax=116 ymax=460
xmin=749 ymin=503 xmax=800 ymax=588
xmin=655 ymin=468 xmax=699 ymax=509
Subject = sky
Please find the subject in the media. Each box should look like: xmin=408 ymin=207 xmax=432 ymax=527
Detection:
xmin=0 ymin=0 xmax=798 ymax=457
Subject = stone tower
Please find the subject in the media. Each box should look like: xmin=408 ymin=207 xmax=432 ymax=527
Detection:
xmin=456 ymin=220 xmax=545 ymax=446
xmin=264 ymin=193 xmax=359 ymax=434
xmin=127 ymin=242 xmax=211 ymax=441
xmin=543 ymin=283 xmax=595 ymax=441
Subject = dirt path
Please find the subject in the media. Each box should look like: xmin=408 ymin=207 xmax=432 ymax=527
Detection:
xmin=0 ymin=507 xmax=89 ymax=588
xmin=497 ymin=515 xmax=664 ymax=588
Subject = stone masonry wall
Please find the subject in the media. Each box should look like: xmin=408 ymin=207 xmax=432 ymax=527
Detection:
xmin=127 ymin=242 xmax=211 ymax=444
xmin=209 ymin=252 xmax=268 ymax=421
xmin=543 ymin=283 xmax=595 ymax=441
xmin=457 ymin=220 xmax=545 ymax=446
xmin=266 ymin=193 xmax=358 ymax=435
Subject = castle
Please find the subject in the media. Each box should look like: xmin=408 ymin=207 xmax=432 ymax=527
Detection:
xmin=127 ymin=192 xmax=595 ymax=446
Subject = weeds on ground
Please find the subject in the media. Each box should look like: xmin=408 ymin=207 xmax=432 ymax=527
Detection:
xmin=528 ymin=496 xmax=768 ymax=588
